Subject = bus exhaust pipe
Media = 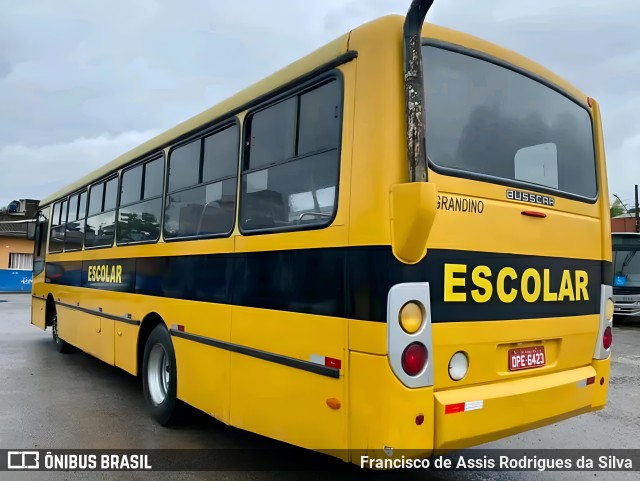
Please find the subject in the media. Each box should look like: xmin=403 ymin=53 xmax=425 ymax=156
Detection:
xmin=404 ymin=0 xmax=434 ymax=182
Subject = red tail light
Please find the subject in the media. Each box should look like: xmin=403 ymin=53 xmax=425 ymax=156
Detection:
xmin=402 ymin=342 xmax=428 ymax=376
xmin=603 ymin=326 xmax=613 ymax=350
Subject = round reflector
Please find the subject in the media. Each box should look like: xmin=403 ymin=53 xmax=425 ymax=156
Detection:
xmin=605 ymin=298 xmax=614 ymax=321
xmin=448 ymin=351 xmax=469 ymax=381
xmin=399 ymin=301 xmax=424 ymax=334
xmin=603 ymin=326 xmax=613 ymax=350
xmin=402 ymin=342 xmax=428 ymax=376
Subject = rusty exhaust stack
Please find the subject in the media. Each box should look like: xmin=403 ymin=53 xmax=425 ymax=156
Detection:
xmin=404 ymin=0 xmax=434 ymax=182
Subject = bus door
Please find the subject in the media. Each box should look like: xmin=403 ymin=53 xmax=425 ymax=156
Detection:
xmin=30 ymin=208 xmax=49 ymax=329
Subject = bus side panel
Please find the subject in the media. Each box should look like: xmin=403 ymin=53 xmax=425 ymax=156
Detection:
xmin=31 ymin=296 xmax=47 ymax=330
xmin=229 ymin=307 xmax=348 ymax=452
xmin=347 ymin=16 xmax=404 ymax=248
xmin=73 ymin=312 xmax=114 ymax=365
xmin=114 ymin=322 xmax=139 ymax=375
xmin=349 ymin=350 xmax=434 ymax=459
xmin=93 ymin=317 xmax=115 ymax=365
xmin=55 ymin=304 xmax=80 ymax=347
xmin=157 ymin=298 xmax=232 ymax=425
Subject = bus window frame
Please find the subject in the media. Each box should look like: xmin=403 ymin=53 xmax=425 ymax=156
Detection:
xmin=421 ymin=39 xmax=599 ymax=205
xmin=163 ymin=118 xmax=241 ymax=243
xmin=64 ymin=188 xmax=87 ymax=252
xmin=238 ymin=70 xmax=344 ymax=236
xmin=84 ymin=173 xmax=120 ymax=250
xmin=116 ymin=152 xmax=166 ymax=247
xmin=48 ymin=199 xmax=66 ymax=254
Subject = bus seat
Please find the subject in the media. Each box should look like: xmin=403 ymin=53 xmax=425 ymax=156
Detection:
xmin=242 ymin=190 xmax=287 ymax=230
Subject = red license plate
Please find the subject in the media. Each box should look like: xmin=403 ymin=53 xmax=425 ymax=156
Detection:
xmin=508 ymin=346 xmax=546 ymax=371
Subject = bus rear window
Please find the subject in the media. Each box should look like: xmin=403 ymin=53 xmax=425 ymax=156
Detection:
xmin=423 ymin=46 xmax=597 ymax=199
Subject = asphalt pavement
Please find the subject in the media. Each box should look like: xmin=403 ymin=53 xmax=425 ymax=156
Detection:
xmin=1 ymin=293 xmax=638 ymax=481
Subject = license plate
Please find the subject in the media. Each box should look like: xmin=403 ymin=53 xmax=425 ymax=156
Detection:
xmin=508 ymin=346 xmax=546 ymax=371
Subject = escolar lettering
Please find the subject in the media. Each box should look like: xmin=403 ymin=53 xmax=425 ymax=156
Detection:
xmin=444 ymin=264 xmax=589 ymax=304
xmin=87 ymin=264 xmax=123 ymax=284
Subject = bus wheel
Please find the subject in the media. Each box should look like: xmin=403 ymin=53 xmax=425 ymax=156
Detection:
xmin=142 ymin=324 xmax=179 ymax=425
xmin=51 ymin=307 xmax=72 ymax=353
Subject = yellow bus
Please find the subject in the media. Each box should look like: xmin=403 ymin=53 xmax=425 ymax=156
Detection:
xmin=29 ymin=0 xmax=613 ymax=464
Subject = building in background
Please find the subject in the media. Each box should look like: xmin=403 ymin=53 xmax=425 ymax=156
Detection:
xmin=0 ymin=199 xmax=39 ymax=269
xmin=611 ymin=213 xmax=639 ymax=233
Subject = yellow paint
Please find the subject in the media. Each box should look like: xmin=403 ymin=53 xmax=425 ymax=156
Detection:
xmin=444 ymin=264 xmax=466 ymax=302
xmin=575 ymin=271 xmax=590 ymax=301
xmin=349 ymin=351 xmax=434 ymax=461
xmin=446 ymin=264 xmax=591 ymax=305
xmin=543 ymin=269 xmax=558 ymax=301
xmin=229 ymin=306 xmax=347 ymax=451
xmin=114 ymin=322 xmax=138 ymax=375
xmin=471 ymin=266 xmax=492 ymax=303
xmin=558 ymin=270 xmax=576 ymax=301
xmin=87 ymin=264 xmax=123 ymax=283
xmin=496 ymin=267 xmax=518 ymax=303
xmin=434 ymin=366 xmax=596 ymax=450
xmin=389 ymin=182 xmax=438 ymax=263
xmin=31 ymin=297 xmax=46 ymax=329
xmin=520 ymin=268 xmax=541 ymax=303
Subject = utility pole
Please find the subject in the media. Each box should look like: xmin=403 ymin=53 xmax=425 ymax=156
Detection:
xmin=636 ymin=184 xmax=640 ymax=232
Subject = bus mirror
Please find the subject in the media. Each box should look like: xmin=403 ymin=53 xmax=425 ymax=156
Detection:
xmin=27 ymin=221 xmax=37 ymax=240
xmin=390 ymin=182 xmax=438 ymax=264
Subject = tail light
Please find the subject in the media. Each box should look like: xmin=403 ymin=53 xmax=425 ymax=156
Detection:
xmin=593 ymin=285 xmax=613 ymax=360
xmin=402 ymin=342 xmax=428 ymax=376
xmin=387 ymin=283 xmax=434 ymax=388
xmin=602 ymin=326 xmax=613 ymax=350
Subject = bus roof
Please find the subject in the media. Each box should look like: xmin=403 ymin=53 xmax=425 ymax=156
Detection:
xmin=41 ymin=15 xmax=590 ymax=207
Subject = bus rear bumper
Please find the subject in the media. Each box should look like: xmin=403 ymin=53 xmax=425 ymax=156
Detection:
xmin=433 ymin=362 xmax=609 ymax=451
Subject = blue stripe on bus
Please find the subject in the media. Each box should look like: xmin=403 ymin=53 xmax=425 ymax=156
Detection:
xmin=44 ymin=246 xmax=607 ymax=323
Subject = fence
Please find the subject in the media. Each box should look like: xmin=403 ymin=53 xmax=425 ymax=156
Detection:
xmin=0 ymin=269 xmax=32 ymax=292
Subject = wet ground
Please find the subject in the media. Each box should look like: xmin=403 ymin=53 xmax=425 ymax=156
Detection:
xmin=1 ymin=293 xmax=638 ymax=480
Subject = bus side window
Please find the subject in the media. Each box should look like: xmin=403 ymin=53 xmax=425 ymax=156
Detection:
xmin=48 ymin=200 xmax=66 ymax=253
xmin=240 ymin=79 xmax=341 ymax=233
xmin=85 ymin=177 xmax=117 ymax=248
xmin=117 ymin=156 xmax=163 ymax=245
xmin=64 ymin=191 xmax=85 ymax=251
xmin=164 ymin=123 xmax=239 ymax=240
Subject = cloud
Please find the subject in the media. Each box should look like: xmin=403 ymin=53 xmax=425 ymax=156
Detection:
xmin=608 ymin=132 xmax=640 ymax=203
xmin=1 ymin=0 xmax=639 ymax=205
xmin=0 ymin=131 xmax=159 ymax=207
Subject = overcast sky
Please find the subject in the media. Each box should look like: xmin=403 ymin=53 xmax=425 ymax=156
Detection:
xmin=1 ymin=0 xmax=638 ymax=208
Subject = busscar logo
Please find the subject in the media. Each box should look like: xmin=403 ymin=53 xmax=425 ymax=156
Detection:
xmin=507 ymin=189 xmax=555 ymax=207
xmin=8 ymin=451 xmax=39 ymax=469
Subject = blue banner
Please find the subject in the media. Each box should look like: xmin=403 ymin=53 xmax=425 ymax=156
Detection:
xmin=0 ymin=269 xmax=32 ymax=292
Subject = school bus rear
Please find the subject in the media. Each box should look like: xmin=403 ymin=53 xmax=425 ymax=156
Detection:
xmin=345 ymin=15 xmax=612 ymax=461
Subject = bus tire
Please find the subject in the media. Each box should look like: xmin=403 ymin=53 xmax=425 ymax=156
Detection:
xmin=51 ymin=306 xmax=72 ymax=353
xmin=142 ymin=324 xmax=179 ymax=426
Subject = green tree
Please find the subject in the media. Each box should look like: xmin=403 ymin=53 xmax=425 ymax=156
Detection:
xmin=610 ymin=198 xmax=625 ymax=218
